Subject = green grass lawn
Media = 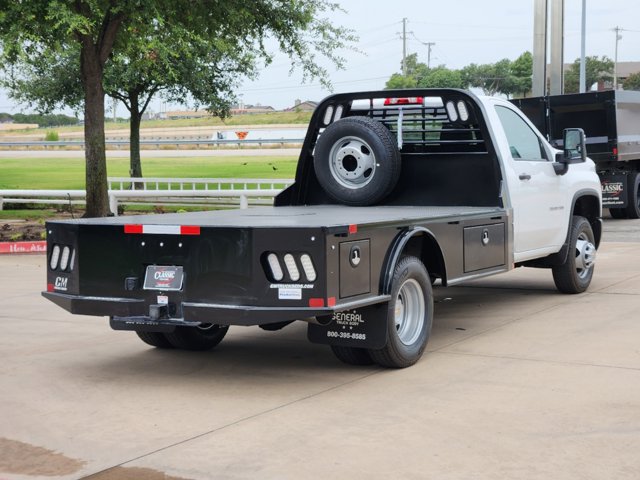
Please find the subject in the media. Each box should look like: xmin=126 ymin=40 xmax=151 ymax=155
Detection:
xmin=0 ymin=155 xmax=298 ymax=190
xmin=0 ymin=111 xmax=312 ymax=138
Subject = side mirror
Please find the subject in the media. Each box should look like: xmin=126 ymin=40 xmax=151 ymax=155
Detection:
xmin=563 ymin=128 xmax=586 ymax=162
xmin=554 ymin=128 xmax=586 ymax=175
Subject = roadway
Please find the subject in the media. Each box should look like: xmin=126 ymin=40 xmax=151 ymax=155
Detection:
xmin=0 ymin=148 xmax=301 ymax=159
xmin=0 ymin=219 xmax=639 ymax=479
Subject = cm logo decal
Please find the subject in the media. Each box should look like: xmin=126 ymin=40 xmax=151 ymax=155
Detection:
xmin=54 ymin=276 xmax=68 ymax=291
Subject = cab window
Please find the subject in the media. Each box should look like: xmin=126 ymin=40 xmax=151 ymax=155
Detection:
xmin=495 ymin=105 xmax=547 ymax=161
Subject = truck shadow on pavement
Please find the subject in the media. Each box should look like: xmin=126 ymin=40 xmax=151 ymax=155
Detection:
xmin=68 ymin=278 xmax=569 ymax=383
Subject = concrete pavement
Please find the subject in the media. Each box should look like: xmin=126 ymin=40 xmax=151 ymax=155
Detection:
xmin=0 ymin=220 xmax=639 ymax=479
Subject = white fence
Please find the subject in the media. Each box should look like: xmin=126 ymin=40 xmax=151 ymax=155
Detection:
xmin=0 ymin=177 xmax=294 ymax=215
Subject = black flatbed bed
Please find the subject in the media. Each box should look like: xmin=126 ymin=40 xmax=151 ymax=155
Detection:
xmin=53 ymin=205 xmax=505 ymax=229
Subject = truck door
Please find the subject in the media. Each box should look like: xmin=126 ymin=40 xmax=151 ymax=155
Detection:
xmin=494 ymin=105 xmax=568 ymax=257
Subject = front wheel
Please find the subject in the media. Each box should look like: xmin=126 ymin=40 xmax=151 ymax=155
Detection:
xmin=369 ymin=256 xmax=433 ymax=368
xmin=164 ymin=324 xmax=229 ymax=351
xmin=552 ymin=216 xmax=596 ymax=294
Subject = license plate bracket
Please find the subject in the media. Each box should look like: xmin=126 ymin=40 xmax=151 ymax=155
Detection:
xmin=143 ymin=265 xmax=184 ymax=291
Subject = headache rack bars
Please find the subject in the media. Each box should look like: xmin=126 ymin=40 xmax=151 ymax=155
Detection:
xmin=353 ymin=102 xmax=487 ymax=155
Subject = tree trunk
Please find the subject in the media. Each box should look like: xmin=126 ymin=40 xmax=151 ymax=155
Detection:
xmin=129 ymin=93 xmax=143 ymax=188
xmin=81 ymin=43 xmax=110 ymax=217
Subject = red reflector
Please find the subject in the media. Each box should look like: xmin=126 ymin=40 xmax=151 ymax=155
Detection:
xmin=124 ymin=224 xmax=143 ymax=234
xmin=47 ymin=283 xmax=54 ymax=292
xmin=348 ymin=224 xmax=358 ymax=234
xmin=327 ymin=297 xmax=336 ymax=307
xmin=309 ymin=298 xmax=325 ymax=308
xmin=180 ymin=226 xmax=201 ymax=235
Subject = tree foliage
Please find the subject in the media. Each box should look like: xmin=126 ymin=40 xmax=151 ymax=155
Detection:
xmin=507 ymin=51 xmax=533 ymax=97
xmin=622 ymin=71 xmax=640 ymax=91
xmin=4 ymin=113 xmax=80 ymax=127
xmin=418 ymin=67 xmax=462 ymax=89
xmin=461 ymin=53 xmax=532 ymax=98
xmin=385 ymin=54 xmax=461 ymax=90
xmin=564 ymin=56 xmax=613 ymax=93
xmin=386 ymin=51 xmax=531 ymax=97
xmin=0 ymin=0 xmax=354 ymax=216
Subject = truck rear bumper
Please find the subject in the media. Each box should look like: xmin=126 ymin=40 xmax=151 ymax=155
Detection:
xmin=42 ymin=291 xmax=145 ymax=317
xmin=42 ymin=291 xmax=390 ymax=327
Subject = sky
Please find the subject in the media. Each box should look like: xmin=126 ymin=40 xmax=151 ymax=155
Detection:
xmin=0 ymin=0 xmax=638 ymax=116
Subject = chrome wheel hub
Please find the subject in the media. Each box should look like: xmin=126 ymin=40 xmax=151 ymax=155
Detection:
xmin=329 ymin=136 xmax=376 ymax=189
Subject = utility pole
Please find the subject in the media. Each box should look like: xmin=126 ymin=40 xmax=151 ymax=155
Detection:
xmin=549 ymin=0 xmax=564 ymax=95
xmin=425 ymin=42 xmax=436 ymax=68
xmin=579 ymin=0 xmax=586 ymax=93
xmin=614 ymin=26 xmax=623 ymax=90
xmin=532 ymin=0 xmax=548 ymax=96
xmin=402 ymin=18 xmax=407 ymax=76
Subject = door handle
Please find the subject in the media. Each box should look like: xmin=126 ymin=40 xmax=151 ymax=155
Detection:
xmin=519 ymin=173 xmax=531 ymax=180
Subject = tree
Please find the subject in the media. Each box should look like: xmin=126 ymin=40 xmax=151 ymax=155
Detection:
xmin=386 ymin=73 xmax=417 ymax=89
xmin=0 ymin=1 xmax=354 ymax=216
xmin=506 ymin=51 xmax=532 ymax=98
xmin=623 ymin=72 xmax=640 ymax=91
xmin=417 ymin=67 xmax=462 ymax=89
xmin=564 ymin=56 xmax=613 ymax=93
xmin=0 ymin=2 xmax=133 ymax=216
xmin=461 ymin=59 xmax=512 ymax=96
xmin=385 ymin=54 xmax=424 ymax=89
xmin=102 ymin=24 xmax=249 ymax=180
xmin=385 ymin=54 xmax=460 ymax=90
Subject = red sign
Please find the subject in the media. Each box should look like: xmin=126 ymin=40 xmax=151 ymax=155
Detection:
xmin=0 ymin=241 xmax=47 ymax=254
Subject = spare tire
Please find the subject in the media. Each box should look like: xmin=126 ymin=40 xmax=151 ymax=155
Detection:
xmin=314 ymin=116 xmax=401 ymax=206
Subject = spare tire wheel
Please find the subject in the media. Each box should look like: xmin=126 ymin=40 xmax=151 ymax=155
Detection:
xmin=314 ymin=116 xmax=401 ymax=205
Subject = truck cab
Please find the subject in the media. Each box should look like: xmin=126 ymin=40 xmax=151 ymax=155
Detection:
xmin=482 ymin=96 xmax=601 ymax=261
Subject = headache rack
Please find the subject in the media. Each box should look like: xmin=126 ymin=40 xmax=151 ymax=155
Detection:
xmin=279 ymin=89 xmax=501 ymax=208
xmin=363 ymin=103 xmax=486 ymax=155
xmin=313 ymin=90 xmax=490 ymax=156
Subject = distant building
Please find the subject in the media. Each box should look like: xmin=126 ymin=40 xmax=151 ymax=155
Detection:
xmin=229 ymin=104 xmax=276 ymax=115
xmin=164 ymin=109 xmax=212 ymax=120
xmin=610 ymin=61 xmax=640 ymax=89
xmin=285 ymin=99 xmax=318 ymax=112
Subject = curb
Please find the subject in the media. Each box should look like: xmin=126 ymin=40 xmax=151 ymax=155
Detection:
xmin=0 ymin=241 xmax=47 ymax=255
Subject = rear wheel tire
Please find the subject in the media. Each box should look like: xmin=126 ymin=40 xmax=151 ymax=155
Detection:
xmin=552 ymin=216 xmax=596 ymax=294
xmin=135 ymin=331 xmax=174 ymax=349
xmin=164 ymin=324 xmax=229 ymax=351
xmin=624 ymin=172 xmax=640 ymax=219
xmin=609 ymin=208 xmax=627 ymax=219
xmin=369 ymin=256 xmax=433 ymax=368
xmin=330 ymin=345 xmax=374 ymax=365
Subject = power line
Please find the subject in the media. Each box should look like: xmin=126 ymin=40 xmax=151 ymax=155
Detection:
xmin=358 ymin=20 xmax=402 ymax=35
xmin=411 ymin=33 xmax=435 ymax=68
xmin=241 ymin=76 xmax=390 ymax=93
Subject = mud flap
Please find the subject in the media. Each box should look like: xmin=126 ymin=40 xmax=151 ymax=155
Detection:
xmin=601 ymin=173 xmax=627 ymax=208
xmin=307 ymin=303 xmax=388 ymax=349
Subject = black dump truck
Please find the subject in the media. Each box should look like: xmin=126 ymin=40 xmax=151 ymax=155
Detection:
xmin=512 ymin=90 xmax=640 ymax=218
xmin=43 ymin=89 xmax=602 ymax=368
